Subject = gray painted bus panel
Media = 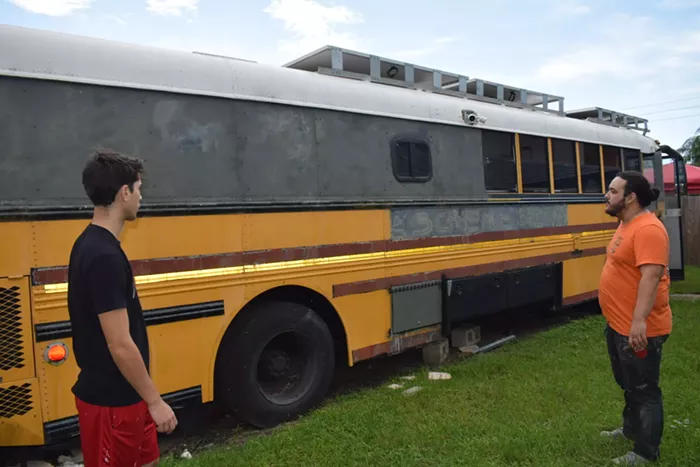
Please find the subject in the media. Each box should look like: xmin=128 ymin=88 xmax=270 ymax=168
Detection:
xmin=0 ymin=76 xmax=487 ymax=209
xmin=391 ymin=204 xmax=568 ymax=240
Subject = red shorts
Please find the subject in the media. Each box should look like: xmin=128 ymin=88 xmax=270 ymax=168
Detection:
xmin=75 ymin=397 xmax=159 ymax=467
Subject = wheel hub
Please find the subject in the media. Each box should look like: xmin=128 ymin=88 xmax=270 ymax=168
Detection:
xmin=257 ymin=331 xmax=315 ymax=405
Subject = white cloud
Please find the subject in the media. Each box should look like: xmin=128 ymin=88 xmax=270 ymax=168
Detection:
xmin=264 ymin=0 xmax=363 ymax=58
xmin=392 ymin=36 xmax=460 ymax=61
xmin=656 ymin=0 xmax=700 ymax=9
xmin=537 ymin=43 xmax=649 ymax=83
xmin=8 ymin=0 xmax=92 ymax=16
xmin=671 ymin=85 xmax=700 ymax=96
xmin=535 ymin=15 xmax=700 ymax=86
xmin=105 ymin=14 xmax=128 ymax=26
xmin=519 ymin=13 xmax=700 ymax=147
xmin=672 ymin=30 xmax=700 ymax=54
xmin=556 ymin=2 xmax=592 ymax=16
xmin=147 ymin=0 xmax=199 ymax=16
xmin=434 ymin=36 xmax=458 ymax=45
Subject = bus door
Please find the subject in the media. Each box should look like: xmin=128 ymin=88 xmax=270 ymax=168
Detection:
xmin=662 ymin=148 xmax=687 ymax=282
xmin=644 ymin=149 xmax=686 ymax=281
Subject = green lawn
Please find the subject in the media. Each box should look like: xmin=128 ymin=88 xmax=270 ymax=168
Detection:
xmin=162 ymin=300 xmax=700 ymax=467
xmin=671 ymin=266 xmax=700 ymax=295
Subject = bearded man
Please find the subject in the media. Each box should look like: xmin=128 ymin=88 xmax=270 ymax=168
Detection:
xmin=598 ymin=171 xmax=671 ymax=466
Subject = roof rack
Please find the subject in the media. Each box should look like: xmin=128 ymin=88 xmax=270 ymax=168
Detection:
xmin=566 ymin=107 xmax=650 ymax=135
xmin=283 ymin=45 xmax=566 ymax=115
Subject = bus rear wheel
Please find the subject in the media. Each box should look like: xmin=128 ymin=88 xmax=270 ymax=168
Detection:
xmin=215 ymin=300 xmax=335 ymax=428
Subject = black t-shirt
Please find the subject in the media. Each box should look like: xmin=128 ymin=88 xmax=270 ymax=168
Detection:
xmin=67 ymin=223 xmax=150 ymax=407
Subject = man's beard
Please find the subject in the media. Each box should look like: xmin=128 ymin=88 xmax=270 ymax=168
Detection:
xmin=605 ymin=199 xmax=626 ymax=217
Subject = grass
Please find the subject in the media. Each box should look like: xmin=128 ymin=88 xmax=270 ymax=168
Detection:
xmin=162 ymin=300 xmax=700 ymax=467
xmin=670 ymin=266 xmax=700 ymax=295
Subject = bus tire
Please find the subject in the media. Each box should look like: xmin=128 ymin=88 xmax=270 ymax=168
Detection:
xmin=215 ymin=300 xmax=335 ymax=428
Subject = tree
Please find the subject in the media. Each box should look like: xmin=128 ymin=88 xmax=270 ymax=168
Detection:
xmin=678 ymin=126 xmax=700 ymax=165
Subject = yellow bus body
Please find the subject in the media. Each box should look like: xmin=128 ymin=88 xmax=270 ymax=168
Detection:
xmin=2 ymin=203 xmax=615 ymax=446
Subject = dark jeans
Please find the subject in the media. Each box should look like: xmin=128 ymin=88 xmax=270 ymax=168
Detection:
xmin=605 ymin=324 xmax=669 ymax=461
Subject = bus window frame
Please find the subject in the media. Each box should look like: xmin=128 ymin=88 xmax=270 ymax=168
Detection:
xmin=483 ymin=132 xmax=644 ymax=198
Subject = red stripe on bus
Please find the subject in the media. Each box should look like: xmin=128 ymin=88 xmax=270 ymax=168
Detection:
xmin=31 ymin=223 xmax=616 ymax=286
xmin=332 ymin=247 xmax=608 ymax=297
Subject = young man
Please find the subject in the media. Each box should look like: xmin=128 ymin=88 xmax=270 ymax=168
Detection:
xmin=68 ymin=151 xmax=177 ymax=467
xmin=598 ymin=171 xmax=672 ymax=466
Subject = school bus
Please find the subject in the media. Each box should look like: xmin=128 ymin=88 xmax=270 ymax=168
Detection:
xmin=0 ymin=25 xmax=686 ymax=448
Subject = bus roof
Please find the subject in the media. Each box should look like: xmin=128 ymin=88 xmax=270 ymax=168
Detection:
xmin=0 ymin=24 xmax=658 ymax=153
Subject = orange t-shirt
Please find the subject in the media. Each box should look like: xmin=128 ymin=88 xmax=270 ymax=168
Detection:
xmin=598 ymin=211 xmax=672 ymax=337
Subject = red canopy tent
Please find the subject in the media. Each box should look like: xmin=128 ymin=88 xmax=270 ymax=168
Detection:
xmin=643 ymin=163 xmax=700 ymax=195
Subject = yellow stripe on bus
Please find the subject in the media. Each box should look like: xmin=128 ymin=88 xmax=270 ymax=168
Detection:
xmin=40 ymin=230 xmax=615 ymax=295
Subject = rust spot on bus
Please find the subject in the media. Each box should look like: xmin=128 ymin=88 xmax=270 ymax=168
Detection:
xmin=352 ymin=326 xmax=443 ymax=364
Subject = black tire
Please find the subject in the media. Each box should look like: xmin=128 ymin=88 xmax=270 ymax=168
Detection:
xmin=215 ymin=300 xmax=335 ymax=428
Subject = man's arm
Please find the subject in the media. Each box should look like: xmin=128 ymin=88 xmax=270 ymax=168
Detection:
xmin=98 ymin=309 xmax=177 ymax=433
xmin=99 ymin=309 xmax=159 ymax=403
xmin=87 ymin=255 xmax=177 ymax=433
xmin=629 ymin=264 xmax=664 ymax=350
xmin=628 ymin=224 xmax=669 ymax=350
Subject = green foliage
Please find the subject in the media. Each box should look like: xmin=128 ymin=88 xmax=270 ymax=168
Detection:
xmin=678 ymin=127 xmax=700 ymax=165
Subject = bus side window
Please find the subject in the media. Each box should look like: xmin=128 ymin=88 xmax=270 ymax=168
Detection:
xmin=623 ymin=149 xmax=641 ymax=172
xmin=391 ymin=136 xmax=432 ymax=183
xmin=519 ymin=134 xmax=550 ymax=193
xmin=482 ymin=130 xmax=517 ymax=192
xmin=602 ymin=145 xmax=622 ymax=187
xmin=580 ymin=143 xmax=602 ymax=193
xmin=551 ymin=138 xmax=578 ymax=193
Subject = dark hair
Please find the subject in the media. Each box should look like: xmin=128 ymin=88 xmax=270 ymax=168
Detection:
xmin=616 ymin=171 xmax=660 ymax=208
xmin=82 ymin=150 xmax=145 ymax=207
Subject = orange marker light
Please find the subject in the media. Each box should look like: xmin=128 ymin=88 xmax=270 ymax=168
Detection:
xmin=45 ymin=343 xmax=68 ymax=364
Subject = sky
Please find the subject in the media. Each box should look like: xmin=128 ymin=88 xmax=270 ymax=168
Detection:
xmin=1 ymin=0 xmax=699 ymax=149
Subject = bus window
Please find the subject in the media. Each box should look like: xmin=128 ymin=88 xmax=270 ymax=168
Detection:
xmin=581 ymin=143 xmax=603 ymax=193
xmin=643 ymin=152 xmax=655 ymax=177
xmin=623 ymin=148 xmax=641 ymax=172
xmin=391 ymin=136 xmax=432 ymax=182
xmin=519 ymin=134 xmax=550 ymax=193
xmin=602 ymin=145 xmax=622 ymax=187
xmin=482 ymin=130 xmax=517 ymax=192
xmin=551 ymin=138 xmax=578 ymax=193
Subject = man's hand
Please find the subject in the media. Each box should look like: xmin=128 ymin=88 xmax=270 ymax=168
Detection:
xmin=148 ymin=398 xmax=178 ymax=434
xmin=629 ymin=318 xmax=648 ymax=351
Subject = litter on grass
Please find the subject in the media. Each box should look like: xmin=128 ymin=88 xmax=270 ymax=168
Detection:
xmin=403 ymin=386 xmax=423 ymax=396
xmin=428 ymin=372 xmax=452 ymax=380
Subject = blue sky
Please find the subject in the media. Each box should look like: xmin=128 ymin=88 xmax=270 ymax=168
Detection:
xmin=1 ymin=0 xmax=699 ymax=148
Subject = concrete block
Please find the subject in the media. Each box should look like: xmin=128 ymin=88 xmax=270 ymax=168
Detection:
xmin=428 ymin=371 xmax=452 ymax=380
xmin=459 ymin=345 xmax=480 ymax=356
xmin=422 ymin=338 xmax=449 ymax=366
xmin=451 ymin=326 xmax=481 ymax=348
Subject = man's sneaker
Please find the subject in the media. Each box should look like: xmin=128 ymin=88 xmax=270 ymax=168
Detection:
xmin=611 ymin=451 xmax=651 ymax=465
xmin=601 ymin=427 xmax=631 ymax=440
